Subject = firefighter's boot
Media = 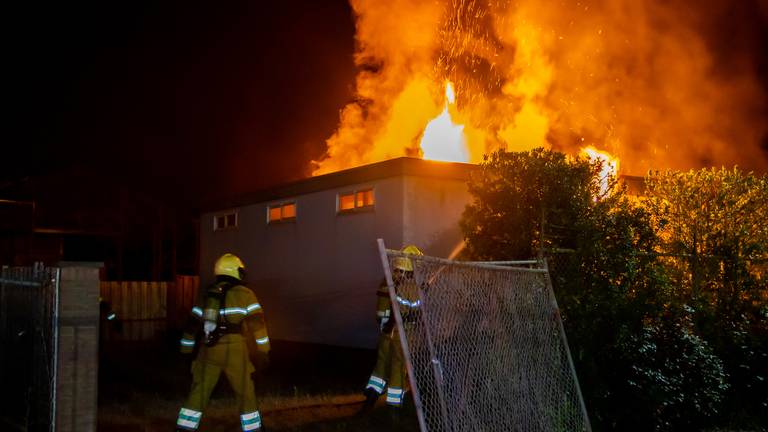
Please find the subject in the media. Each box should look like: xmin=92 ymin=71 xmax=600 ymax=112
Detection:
xmin=388 ymin=405 xmax=402 ymax=425
xmin=359 ymin=387 xmax=379 ymax=414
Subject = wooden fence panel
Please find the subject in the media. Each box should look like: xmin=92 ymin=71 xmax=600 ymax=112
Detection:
xmin=100 ymin=281 xmax=169 ymax=341
xmin=99 ymin=276 xmax=198 ymax=341
xmin=168 ymin=275 xmax=199 ymax=331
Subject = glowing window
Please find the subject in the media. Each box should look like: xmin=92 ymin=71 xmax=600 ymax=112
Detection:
xmin=214 ymin=210 xmax=238 ymax=231
xmin=338 ymin=188 xmax=375 ymax=214
xmin=268 ymin=202 xmax=297 ymax=223
xmin=339 ymin=193 xmax=355 ymax=211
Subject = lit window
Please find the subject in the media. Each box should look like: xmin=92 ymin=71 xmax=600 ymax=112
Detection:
xmin=338 ymin=188 xmax=375 ymax=213
xmin=214 ymin=210 xmax=238 ymax=231
xmin=339 ymin=193 xmax=355 ymax=211
xmin=268 ymin=202 xmax=297 ymax=223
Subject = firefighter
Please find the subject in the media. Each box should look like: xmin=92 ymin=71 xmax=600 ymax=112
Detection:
xmin=361 ymin=244 xmax=423 ymax=413
xmin=176 ymin=253 xmax=271 ymax=432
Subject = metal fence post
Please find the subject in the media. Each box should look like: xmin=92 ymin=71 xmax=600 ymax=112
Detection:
xmin=542 ymin=258 xmax=592 ymax=432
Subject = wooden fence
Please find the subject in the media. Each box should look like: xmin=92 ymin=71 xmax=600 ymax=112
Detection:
xmin=167 ymin=275 xmax=199 ymax=330
xmin=99 ymin=275 xmax=199 ymax=341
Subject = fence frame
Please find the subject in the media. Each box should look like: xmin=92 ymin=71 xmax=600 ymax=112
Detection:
xmin=377 ymin=239 xmax=429 ymax=432
xmin=377 ymin=240 xmax=591 ymax=432
xmin=0 ymin=265 xmax=61 ymax=432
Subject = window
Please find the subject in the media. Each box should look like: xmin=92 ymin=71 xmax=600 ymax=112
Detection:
xmin=267 ymin=202 xmax=297 ymax=223
xmin=338 ymin=188 xmax=375 ymax=213
xmin=214 ymin=210 xmax=238 ymax=231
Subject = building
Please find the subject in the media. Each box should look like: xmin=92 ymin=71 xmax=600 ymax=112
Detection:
xmin=200 ymin=157 xmax=475 ymax=348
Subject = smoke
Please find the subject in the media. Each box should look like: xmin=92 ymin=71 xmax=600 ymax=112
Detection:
xmin=313 ymin=0 xmax=768 ymax=175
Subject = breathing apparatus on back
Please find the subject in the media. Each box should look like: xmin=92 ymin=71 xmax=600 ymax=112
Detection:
xmin=203 ymin=254 xmax=246 ymax=345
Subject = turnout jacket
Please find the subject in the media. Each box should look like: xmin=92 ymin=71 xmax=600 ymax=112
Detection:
xmin=376 ymin=277 xmax=422 ymax=330
xmin=180 ymin=282 xmax=270 ymax=356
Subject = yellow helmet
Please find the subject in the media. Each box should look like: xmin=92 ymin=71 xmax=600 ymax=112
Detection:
xmin=393 ymin=245 xmax=423 ymax=272
xmin=214 ymin=253 xmax=245 ymax=280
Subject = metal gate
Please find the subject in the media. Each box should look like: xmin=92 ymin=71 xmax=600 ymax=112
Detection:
xmin=377 ymin=240 xmax=590 ymax=432
xmin=0 ymin=264 xmax=60 ymax=432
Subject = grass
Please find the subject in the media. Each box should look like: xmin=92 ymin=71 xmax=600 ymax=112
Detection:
xmin=97 ymin=338 xmax=420 ymax=431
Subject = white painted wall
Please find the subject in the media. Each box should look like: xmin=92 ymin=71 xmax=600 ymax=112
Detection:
xmin=402 ymin=175 xmax=472 ymax=258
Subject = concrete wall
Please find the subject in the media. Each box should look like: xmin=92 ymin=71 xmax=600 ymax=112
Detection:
xmin=56 ymin=267 xmax=99 ymax=432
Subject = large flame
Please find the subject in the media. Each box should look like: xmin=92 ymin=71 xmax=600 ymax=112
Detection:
xmin=581 ymin=146 xmax=620 ymax=195
xmin=312 ymin=0 xmax=768 ymax=176
xmin=420 ymin=82 xmax=469 ymax=163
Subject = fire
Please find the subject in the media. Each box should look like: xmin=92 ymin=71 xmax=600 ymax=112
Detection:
xmin=312 ymin=0 xmax=767 ymax=176
xmin=419 ymin=82 xmax=468 ymax=163
xmin=581 ymin=146 xmax=620 ymax=195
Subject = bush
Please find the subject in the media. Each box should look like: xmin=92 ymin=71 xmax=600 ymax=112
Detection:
xmin=622 ymin=311 xmax=729 ymax=431
xmin=461 ymin=149 xmax=734 ymax=430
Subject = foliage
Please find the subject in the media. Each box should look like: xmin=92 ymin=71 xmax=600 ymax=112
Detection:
xmin=460 ymin=149 xmax=734 ymax=430
xmin=644 ymin=168 xmax=768 ymax=299
xmin=644 ymin=168 xmax=768 ymax=426
xmin=460 ymin=148 xmax=601 ymax=259
xmin=622 ymin=310 xmax=728 ymax=431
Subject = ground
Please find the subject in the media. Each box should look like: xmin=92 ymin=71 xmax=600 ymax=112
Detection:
xmin=97 ymin=337 xmax=420 ymax=431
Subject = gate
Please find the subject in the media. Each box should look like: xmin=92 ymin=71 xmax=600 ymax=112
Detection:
xmin=376 ymin=240 xmax=590 ymax=432
xmin=0 ymin=264 xmax=60 ymax=432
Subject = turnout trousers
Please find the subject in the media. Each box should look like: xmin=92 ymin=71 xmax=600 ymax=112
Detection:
xmin=366 ymin=328 xmax=406 ymax=407
xmin=176 ymin=336 xmax=261 ymax=431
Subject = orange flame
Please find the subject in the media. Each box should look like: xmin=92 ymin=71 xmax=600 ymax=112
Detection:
xmin=312 ymin=0 xmax=767 ymax=176
xmin=420 ymin=82 xmax=469 ymax=163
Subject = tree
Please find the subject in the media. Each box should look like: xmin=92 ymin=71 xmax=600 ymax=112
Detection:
xmin=460 ymin=149 xmax=729 ymax=430
xmin=644 ymin=168 xmax=768 ymax=426
xmin=460 ymin=148 xmax=599 ymax=260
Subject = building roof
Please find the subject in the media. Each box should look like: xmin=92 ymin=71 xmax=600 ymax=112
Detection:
xmin=208 ymin=157 xmax=476 ymax=211
xmin=206 ymin=156 xmax=648 ymax=212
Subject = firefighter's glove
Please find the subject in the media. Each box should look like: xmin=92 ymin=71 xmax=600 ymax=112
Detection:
xmin=378 ymin=316 xmax=390 ymax=332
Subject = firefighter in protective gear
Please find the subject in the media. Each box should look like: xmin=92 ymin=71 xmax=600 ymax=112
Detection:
xmin=176 ymin=254 xmax=271 ymax=432
xmin=362 ymin=245 xmax=423 ymax=412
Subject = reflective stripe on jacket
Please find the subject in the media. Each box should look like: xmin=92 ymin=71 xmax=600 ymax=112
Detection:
xmin=179 ymin=284 xmax=270 ymax=354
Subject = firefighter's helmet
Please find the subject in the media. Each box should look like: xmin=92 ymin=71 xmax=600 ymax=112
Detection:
xmin=393 ymin=245 xmax=423 ymax=272
xmin=214 ymin=253 xmax=246 ymax=280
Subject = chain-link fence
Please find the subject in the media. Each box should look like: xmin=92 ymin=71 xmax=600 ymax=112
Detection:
xmin=0 ymin=264 xmax=60 ymax=432
xmin=377 ymin=241 xmax=590 ymax=432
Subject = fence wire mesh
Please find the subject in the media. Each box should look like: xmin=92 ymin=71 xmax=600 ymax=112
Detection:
xmin=380 ymin=247 xmax=590 ymax=432
xmin=0 ymin=265 xmax=60 ymax=432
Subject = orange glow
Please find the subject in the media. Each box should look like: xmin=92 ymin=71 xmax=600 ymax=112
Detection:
xmin=356 ymin=189 xmax=374 ymax=207
xmin=312 ymin=1 xmax=767 ymax=176
xmin=420 ymin=82 xmax=469 ymax=163
xmin=282 ymin=203 xmax=296 ymax=219
xmin=581 ymin=146 xmax=620 ymax=195
xmin=268 ymin=207 xmax=281 ymax=221
xmin=339 ymin=193 xmax=355 ymax=211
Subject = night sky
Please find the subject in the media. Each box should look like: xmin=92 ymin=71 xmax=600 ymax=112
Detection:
xmin=5 ymin=0 xmax=357 ymax=209
xmin=4 ymin=1 xmax=768 ymax=211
